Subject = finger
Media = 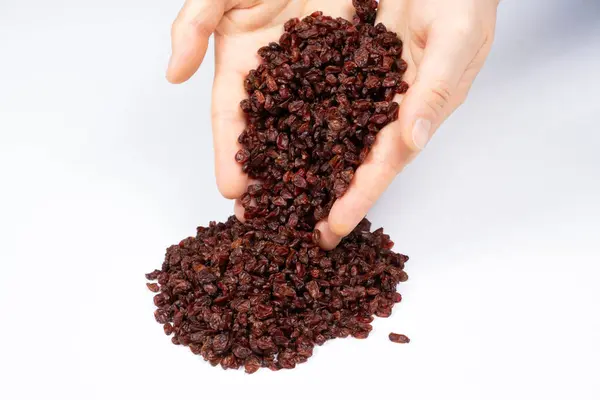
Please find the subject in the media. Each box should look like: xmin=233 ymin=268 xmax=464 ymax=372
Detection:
xmin=328 ymin=95 xmax=413 ymax=237
xmin=324 ymin=0 xmax=415 ymax=237
xmin=328 ymin=26 xmax=483 ymax=236
xmin=212 ymin=68 xmax=249 ymax=199
xmin=397 ymin=24 xmax=483 ymax=151
xmin=167 ymin=0 xmax=225 ymax=84
xmin=237 ymin=203 xmax=342 ymax=253
xmin=234 ymin=199 xmax=245 ymax=222
xmin=237 ymin=202 xmax=344 ymax=250
xmin=315 ymin=220 xmax=342 ymax=250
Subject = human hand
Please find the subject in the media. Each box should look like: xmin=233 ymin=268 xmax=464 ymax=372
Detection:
xmin=316 ymin=0 xmax=500 ymax=248
xmin=167 ymin=0 xmax=358 ymax=199
xmin=167 ymin=0 xmax=499 ymax=249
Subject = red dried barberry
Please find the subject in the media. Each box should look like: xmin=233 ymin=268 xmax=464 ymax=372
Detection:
xmin=389 ymin=333 xmax=411 ymax=344
xmin=147 ymin=0 xmax=410 ymax=373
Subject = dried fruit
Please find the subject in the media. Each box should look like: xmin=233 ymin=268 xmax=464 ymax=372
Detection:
xmin=389 ymin=333 xmax=410 ymax=344
xmin=148 ymin=0 xmax=410 ymax=373
xmin=146 ymin=283 xmax=159 ymax=293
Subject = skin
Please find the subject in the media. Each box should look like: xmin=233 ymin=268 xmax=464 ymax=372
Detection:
xmin=167 ymin=0 xmax=499 ymax=249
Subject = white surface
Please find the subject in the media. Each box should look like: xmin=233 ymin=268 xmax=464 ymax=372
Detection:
xmin=1 ymin=1 xmax=599 ymax=399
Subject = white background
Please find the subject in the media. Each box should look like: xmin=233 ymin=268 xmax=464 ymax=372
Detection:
xmin=1 ymin=1 xmax=599 ymax=399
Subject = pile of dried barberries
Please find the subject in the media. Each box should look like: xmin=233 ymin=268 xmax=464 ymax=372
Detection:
xmin=147 ymin=0 xmax=410 ymax=373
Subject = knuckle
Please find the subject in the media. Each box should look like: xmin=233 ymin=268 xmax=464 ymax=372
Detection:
xmin=408 ymin=26 xmax=428 ymax=50
xmin=172 ymin=5 xmax=213 ymax=37
xmin=423 ymin=80 xmax=453 ymax=117
xmin=430 ymin=82 xmax=452 ymax=104
xmin=189 ymin=15 xmax=214 ymax=38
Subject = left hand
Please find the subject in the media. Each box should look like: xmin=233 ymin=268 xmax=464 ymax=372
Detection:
xmin=317 ymin=0 xmax=500 ymax=249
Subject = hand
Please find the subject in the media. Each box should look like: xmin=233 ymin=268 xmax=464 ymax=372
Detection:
xmin=167 ymin=0 xmax=357 ymax=199
xmin=317 ymin=0 xmax=500 ymax=248
xmin=167 ymin=0 xmax=499 ymax=249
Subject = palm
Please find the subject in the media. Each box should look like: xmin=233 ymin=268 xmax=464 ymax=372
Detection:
xmin=169 ymin=0 xmax=498 ymax=249
xmin=214 ymin=0 xmax=355 ymax=77
xmin=204 ymin=0 xmax=356 ymax=199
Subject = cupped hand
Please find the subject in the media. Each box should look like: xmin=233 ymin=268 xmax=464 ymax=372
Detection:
xmin=167 ymin=0 xmax=356 ymax=199
xmin=316 ymin=0 xmax=499 ymax=248
xmin=167 ymin=0 xmax=499 ymax=250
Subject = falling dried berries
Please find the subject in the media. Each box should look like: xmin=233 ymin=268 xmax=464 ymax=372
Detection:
xmin=389 ymin=333 xmax=411 ymax=344
xmin=147 ymin=0 xmax=410 ymax=373
xmin=237 ymin=10 xmax=408 ymax=223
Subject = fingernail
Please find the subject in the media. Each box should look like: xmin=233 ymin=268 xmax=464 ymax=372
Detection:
xmin=411 ymin=118 xmax=432 ymax=150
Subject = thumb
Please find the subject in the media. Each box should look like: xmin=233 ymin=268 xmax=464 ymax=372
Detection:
xmin=399 ymin=27 xmax=481 ymax=151
xmin=167 ymin=0 xmax=225 ymax=84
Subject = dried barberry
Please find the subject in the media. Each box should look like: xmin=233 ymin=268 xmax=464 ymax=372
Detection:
xmin=389 ymin=333 xmax=410 ymax=344
xmin=148 ymin=0 xmax=410 ymax=373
